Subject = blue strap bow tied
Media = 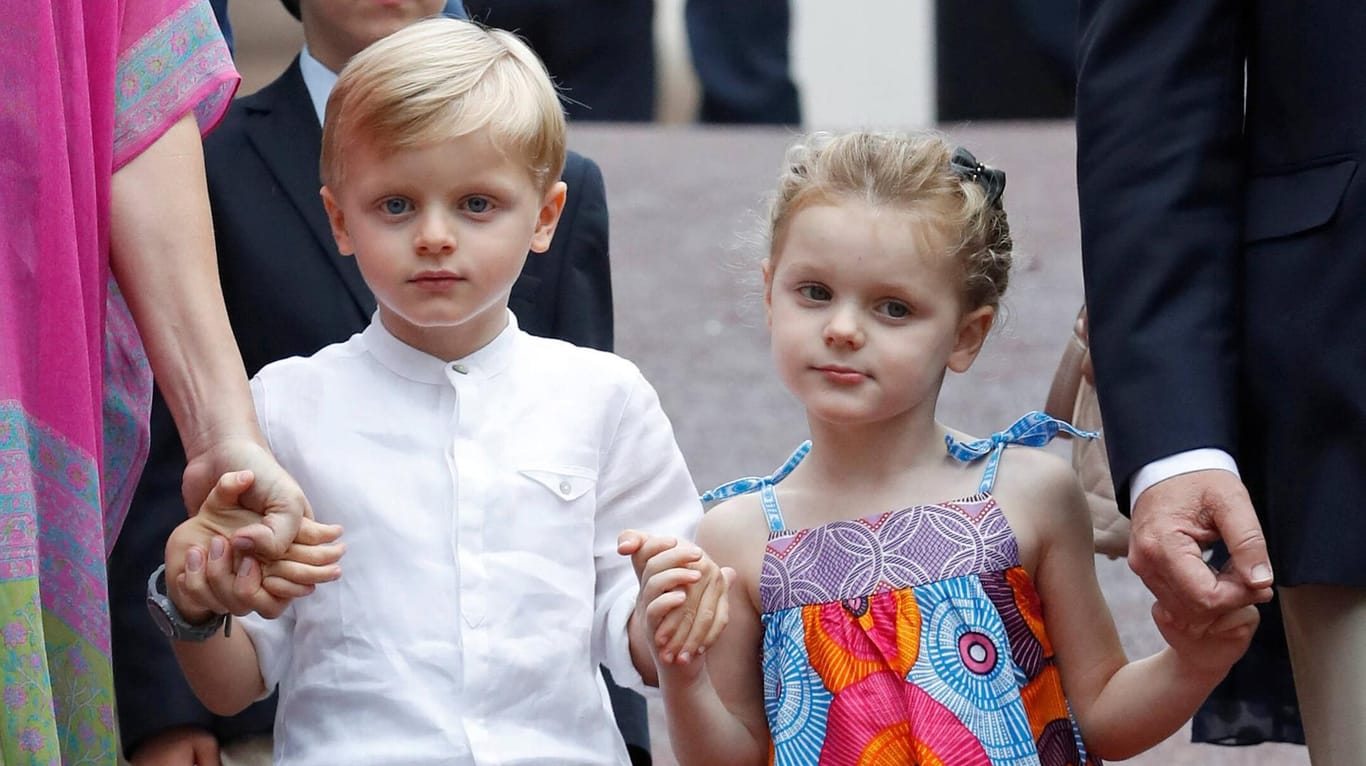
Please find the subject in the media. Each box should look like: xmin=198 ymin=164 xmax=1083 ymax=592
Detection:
xmin=944 ymin=410 xmax=1098 ymax=494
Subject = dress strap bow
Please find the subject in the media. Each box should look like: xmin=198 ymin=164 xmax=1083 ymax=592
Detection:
xmin=700 ymin=441 xmax=811 ymax=531
xmin=944 ymin=410 xmax=1097 ymax=494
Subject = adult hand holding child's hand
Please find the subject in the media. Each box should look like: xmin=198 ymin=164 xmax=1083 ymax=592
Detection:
xmin=167 ymin=470 xmax=345 ymax=621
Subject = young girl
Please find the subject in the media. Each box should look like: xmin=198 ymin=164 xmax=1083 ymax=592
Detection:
xmin=655 ymin=131 xmax=1259 ymax=764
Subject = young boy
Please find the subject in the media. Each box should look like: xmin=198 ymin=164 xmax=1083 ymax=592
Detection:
xmin=153 ymin=18 xmax=722 ymax=765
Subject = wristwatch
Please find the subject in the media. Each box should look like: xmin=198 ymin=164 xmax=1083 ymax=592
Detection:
xmin=146 ymin=564 xmax=231 ymax=641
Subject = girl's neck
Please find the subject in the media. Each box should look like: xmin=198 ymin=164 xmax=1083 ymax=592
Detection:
xmin=801 ymin=408 xmax=947 ymax=486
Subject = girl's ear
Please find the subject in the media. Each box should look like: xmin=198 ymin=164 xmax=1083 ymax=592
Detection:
xmin=320 ymin=186 xmax=355 ymax=256
xmin=947 ymin=305 xmax=995 ymax=373
xmin=529 ymin=181 xmax=568 ymax=254
xmin=761 ymin=257 xmax=775 ymax=328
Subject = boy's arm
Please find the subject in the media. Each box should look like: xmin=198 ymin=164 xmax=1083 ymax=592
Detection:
xmin=591 ymin=372 xmax=706 ymax=690
xmin=163 ymin=527 xmax=270 ymax=716
xmin=1016 ymin=451 xmax=1254 ymax=760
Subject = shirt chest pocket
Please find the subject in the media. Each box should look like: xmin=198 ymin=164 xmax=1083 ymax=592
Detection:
xmin=501 ymin=465 xmax=599 ymax=562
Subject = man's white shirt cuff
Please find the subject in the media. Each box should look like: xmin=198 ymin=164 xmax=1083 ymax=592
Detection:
xmin=1130 ymin=448 xmax=1241 ymax=513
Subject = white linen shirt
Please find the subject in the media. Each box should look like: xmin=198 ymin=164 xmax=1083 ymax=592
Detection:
xmin=239 ymin=314 xmax=703 ymax=765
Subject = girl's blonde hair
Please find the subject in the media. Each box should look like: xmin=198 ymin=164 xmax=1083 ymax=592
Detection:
xmin=321 ymin=17 xmax=566 ymax=191
xmin=768 ymin=131 xmax=1013 ymax=310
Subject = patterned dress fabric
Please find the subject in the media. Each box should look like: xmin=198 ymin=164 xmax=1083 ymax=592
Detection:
xmin=706 ymin=413 xmax=1100 ymax=765
xmin=0 ymin=1 xmax=236 ymax=762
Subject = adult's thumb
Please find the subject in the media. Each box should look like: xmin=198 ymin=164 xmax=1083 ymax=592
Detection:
xmin=1222 ymin=511 xmax=1274 ymax=588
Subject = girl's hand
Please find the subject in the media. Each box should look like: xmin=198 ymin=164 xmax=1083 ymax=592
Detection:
xmin=1153 ymin=599 xmax=1260 ymax=680
xmin=619 ymin=530 xmax=734 ymax=674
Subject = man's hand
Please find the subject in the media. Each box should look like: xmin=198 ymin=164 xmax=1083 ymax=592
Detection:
xmin=183 ymin=437 xmax=312 ymax=559
xmin=1129 ymin=470 xmax=1275 ymax=628
xmin=129 ymin=726 xmax=220 ymax=766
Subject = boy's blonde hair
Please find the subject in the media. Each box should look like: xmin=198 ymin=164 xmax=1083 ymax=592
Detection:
xmin=321 ymin=17 xmax=566 ymax=191
xmin=768 ymin=131 xmax=1013 ymax=311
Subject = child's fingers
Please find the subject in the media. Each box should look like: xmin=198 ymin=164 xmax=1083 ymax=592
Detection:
xmin=292 ymin=518 xmax=345 ymax=547
xmin=234 ymin=557 xmax=291 ymax=619
xmin=1208 ymin=604 xmax=1260 ymax=637
xmin=177 ymin=546 xmax=229 ymax=617
xmin=641 ymin=567 xmax=703 ymax=606
xmin=638 ymin=542 xmax=704 ymax=585
xmin=667 ymin=563 xmax=729 ymax=662
xmin=261 ymin=558 xmax=343 ymax=587
xmin=261 ymin=575 xmax=316 ymax=601
xmin=644 ymin=590 xmax=689 ymax=661
xmin=279 ymin=541 xmax=346 ymax=568
xmin=204 ymin=535 xmax=245 ymax=614
xmin=695 ymin=567 xmax=737 ymax=654
xmin=626 ymin=535 xmax=683 ymax=580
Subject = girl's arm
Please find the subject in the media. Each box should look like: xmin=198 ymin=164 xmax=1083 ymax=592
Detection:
xmin=656 ymin=497 xmax=772 ymax=766
xmin=1007 ymin=450 xmax=1254 ymax=760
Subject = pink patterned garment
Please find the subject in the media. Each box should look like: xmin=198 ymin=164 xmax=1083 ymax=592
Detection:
xmin=0 ymin=1 xmax=236 ymax=762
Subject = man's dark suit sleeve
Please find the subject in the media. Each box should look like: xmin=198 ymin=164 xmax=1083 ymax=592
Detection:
xmin=1075 ymin=0 xmax=1248 ymax=509
xmin=551 ymin=153 xmax=614 ymax=352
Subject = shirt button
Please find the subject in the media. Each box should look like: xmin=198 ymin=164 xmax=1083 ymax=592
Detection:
xmin=450 ymin=363 xmax=468 ymax=374
xmin=558 ymin=480 xmax=573 ymax=496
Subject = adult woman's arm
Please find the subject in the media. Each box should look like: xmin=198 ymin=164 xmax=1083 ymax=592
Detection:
xmin=109 ymin=112 xmax=309 ymax=572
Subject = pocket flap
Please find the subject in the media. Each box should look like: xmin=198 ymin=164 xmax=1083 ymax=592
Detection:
xmin=519 ymin=468 xmax=597 ymax=501
xmin=1243 ymin=158 xmax=1357 ymax=243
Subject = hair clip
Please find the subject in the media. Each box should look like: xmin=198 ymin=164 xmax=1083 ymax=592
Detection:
xmin=950 ymin=147 xmax=1006 ymax=207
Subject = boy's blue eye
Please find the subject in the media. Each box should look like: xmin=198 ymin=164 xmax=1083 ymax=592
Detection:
xmin=798 ymin=284 xmax=832 ymax=301
xmin=881 ymin=301 xmax=911 ymax=318
xmin=382 ymin=198 xmax=411 ymax=215
xmin=464 ymin=196 xmax=492 ymax=214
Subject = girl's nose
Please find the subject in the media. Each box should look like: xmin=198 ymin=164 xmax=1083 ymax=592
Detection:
xmin=415 ymin=212 xmax=456 ymax=255
xmin=823 ymin=307 xmax=865 ymax=349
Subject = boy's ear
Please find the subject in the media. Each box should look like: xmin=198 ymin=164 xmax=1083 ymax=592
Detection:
xmin=529 ymin=181 xmax=568 ymax=254
xmin=947 ymin=305 xmax=995 ymax=373
xmin=320 ymin=186 xmax=355 ymax=256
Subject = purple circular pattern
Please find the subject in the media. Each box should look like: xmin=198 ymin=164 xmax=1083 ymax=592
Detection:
xmin=761 ymin=497 xmax=1021 ymax=613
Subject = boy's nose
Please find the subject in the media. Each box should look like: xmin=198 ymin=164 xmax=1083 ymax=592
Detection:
xmin=415 ymin=212 xmax=456 ymax=255
xmin=823 ymin=307 xmax=865 ymax=349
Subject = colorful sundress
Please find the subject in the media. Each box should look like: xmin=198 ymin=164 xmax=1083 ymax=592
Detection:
xmin=701 ymin=411 xmax=1101 ymax=765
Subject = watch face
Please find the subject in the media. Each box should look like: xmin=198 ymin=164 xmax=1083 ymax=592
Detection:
xmin=148 ymin=597 xmax=178 ymax=639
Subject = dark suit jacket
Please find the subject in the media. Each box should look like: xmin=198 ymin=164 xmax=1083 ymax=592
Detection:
xmin=107 ymin=57 xmax=643 ymax=758
xmin=1076 ymin=1 xmax=1366 ymax=588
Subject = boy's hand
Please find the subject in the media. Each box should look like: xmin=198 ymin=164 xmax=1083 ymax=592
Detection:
xmin=166 ymin=471 xmax=344 ymax=620
xmin=619 ymin=530 xmax=733 ymax=672
xmin=1153 ymin=599 xmax=1259 ymax=681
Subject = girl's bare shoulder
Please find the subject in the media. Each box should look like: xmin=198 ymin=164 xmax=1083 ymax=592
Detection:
xmin=990 ymin=445 xmax=1090 ymax=541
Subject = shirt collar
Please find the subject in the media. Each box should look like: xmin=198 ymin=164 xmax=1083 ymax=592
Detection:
xmin=299 ymin=45 xmax=338 ymax=127
xmin=362 ymin=311 xmax=520 ymax=385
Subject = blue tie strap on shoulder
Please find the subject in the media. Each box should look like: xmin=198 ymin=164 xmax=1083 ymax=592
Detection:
xmin=699 ymin=440 xmax=812 ymax=531
xmin=944 ymin=410 xmax=1097 ymax=494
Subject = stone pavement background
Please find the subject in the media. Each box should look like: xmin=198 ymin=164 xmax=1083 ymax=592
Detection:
xmin=569 ymin=123 xmax=1308 ymax=766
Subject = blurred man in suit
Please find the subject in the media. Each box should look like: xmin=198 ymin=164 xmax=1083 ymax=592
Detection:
xmin=108 ymin=2 xmax=642 ymax=764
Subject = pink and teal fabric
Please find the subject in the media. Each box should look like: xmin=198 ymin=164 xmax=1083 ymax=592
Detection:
xmin=704 ymin=412 xmax=1100 ymax=765
xmin=0 ymin=1 xmax=236 ymax=762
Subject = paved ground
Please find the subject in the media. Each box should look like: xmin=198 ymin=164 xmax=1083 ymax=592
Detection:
xmin=570 ymin=123 xmax=1309 ymax=765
